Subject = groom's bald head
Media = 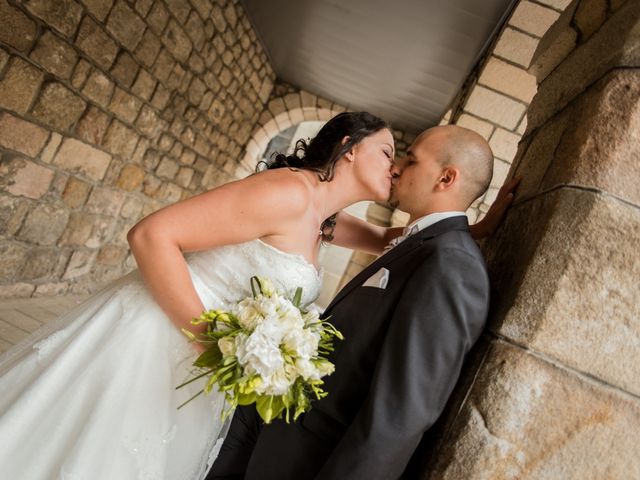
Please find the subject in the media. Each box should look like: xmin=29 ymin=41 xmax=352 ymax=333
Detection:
xmin=429 ymin=125 xmax=494 ymax=207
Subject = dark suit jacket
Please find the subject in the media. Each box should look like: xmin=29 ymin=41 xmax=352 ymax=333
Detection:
xmin=235 ymin=216 xmax=490 ymax=479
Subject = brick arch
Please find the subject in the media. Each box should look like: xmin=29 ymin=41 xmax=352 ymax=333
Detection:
xmin=232 ymin=90 xmax=349 ymax=179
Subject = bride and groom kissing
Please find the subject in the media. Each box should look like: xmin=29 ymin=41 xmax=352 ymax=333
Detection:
xmin=0 ymin=112 xmax=515 ymax=479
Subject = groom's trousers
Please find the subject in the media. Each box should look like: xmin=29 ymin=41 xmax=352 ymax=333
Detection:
xmin=206 ymin=406 xmax=262 ymax=479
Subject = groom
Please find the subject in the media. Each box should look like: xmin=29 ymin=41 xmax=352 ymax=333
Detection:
xmin=208 ymin=125 xmax=494 ymax=479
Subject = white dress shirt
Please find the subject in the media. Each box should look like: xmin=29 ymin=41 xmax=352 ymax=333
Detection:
xmin=383 ymin=211 xmax=466 ymax=253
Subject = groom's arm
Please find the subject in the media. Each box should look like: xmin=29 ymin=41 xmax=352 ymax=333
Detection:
xmin=315 ymin=246 xmax=489 ymax=480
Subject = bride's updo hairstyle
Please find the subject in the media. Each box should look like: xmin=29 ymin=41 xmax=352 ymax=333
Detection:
xmin=263 ymin=111 xmax=388 ymax=182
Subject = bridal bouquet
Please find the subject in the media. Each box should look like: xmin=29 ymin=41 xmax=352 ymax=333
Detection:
xmin=178 ymin=276 xmax=343 ymax=424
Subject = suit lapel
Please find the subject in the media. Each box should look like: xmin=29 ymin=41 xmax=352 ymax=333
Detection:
xmin=323 ymin=216 xmax=470 ymax=313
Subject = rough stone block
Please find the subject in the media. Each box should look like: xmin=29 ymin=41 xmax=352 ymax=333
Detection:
xmin=0 ymin=193 xmax=30 ymax=236
xmin=120 ymin=195 xmax=143 ymax=219
xmin=110 ymin=52 xmax=139 ymax=89
xmin=53 ymin=138 xmax=112 ymax=180
xmin=108 ymin=87 xmax=142 ymax=124
xmin=0 ymin=57 xmax=44 ymax=114
xmin=75 ymin=16 xmax=118 ymax=70
xmin=57 ymin=211 xmax=93 ymax=245
xmin=116 ymin=164 xmax=145 ymax=191
xmin=464 ymin=86 xmax=527 ymax=130
xmin=102 ymin=120 xmax=139 ymax=158
xmin=185 ymin=10 xmax=205 ymax=51
xmin=0 ymin=157 xmax=54 ymax=199
xmin=61 ymin=176 xmax=91 ymax=208
xmin=70 ymin=59 xmax=91 ymax=89
xmin=162 ymin=19 xmax=193 ymax=63
xmin=30 ymin=30 xmax=78 ymax=80
xmin=25 ymin=0 xmax=82 ymax=38
xmin=528 ymin=0 xmax=640 ymax=130
xmin=147 ymin=1 xmax=170 ymax=35
xmin=574 ymin=0 xmax=607 ymax=40
xmin=106 ymin=0 xmax=145 ymax=51
xmin=40 ymin=132 xmax=62 ymax=163
xmin=541 ymin=70 xmax=640 ymax=204
xmin=135 ymin=30 xmax=162 ymax=68
xmin=152 ymin=49 xmax=175 ymax=83
xmin=131 ymin=70 xmax=157 ymax=101
xmin=18 ymin=203 xmax=69 ymax=245
xmin=96 ymin=244 xmax=127 ymax=266
xmin=84 ymin=186 xmax=125 ymax=216
xmin=427 ymin=340 xmax=640 ymax=479
xmin=210 ymin=5 xmax=226 ymax=32
xmin=0 ymin=113 xmax=49 ymax=156
xmin=156 ymin=156 xmax=179 ymax=179
xmin=63 ymin=249 xmax=97 ymax=279
xmin=175 ymin=167 xmax=194 ymax=188
xmin=135 ymin=105 xmax=163 ymax=138
xmin=0 ymin=242 xmax=28 ymax=281
xmin=31 ymin=82 xmax=87 ymax=131
xmin=75 ymin=106 xmax=110 ymax=145
xmin=509 ymin=0 xmax=560 ymax=38
xmin=81 ymin=0 xmax=114 ymax=21
xmin=490 ymin=159 xmax=512 ymax=189
xmin=164 ymin=0 xmax=189 ymax=23
xmin=479 ymin=57 xmax=538 ymax=103
xmin=484 ymin=188 xmax=640 ymax=396
xmin=0 ymin=0 xmax=37 ymax=52
xmin=82 ymin=70 xmax=114 ymax=107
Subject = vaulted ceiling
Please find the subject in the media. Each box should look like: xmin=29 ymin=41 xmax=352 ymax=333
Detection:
xmin=241 ymin=0 xmax=516 ymax=132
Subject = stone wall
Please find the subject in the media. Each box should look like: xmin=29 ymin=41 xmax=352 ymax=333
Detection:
xmin=0 ymin=0 xmax=275 ymax=298
xmin=443 ymin=0 xmax=572 ymax=223
xmin=417 ymin=0 xmax=640 ymax=477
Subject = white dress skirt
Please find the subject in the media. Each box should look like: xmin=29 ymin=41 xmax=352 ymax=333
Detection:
xmin=0 ymin=240 xmax=321 ymax=479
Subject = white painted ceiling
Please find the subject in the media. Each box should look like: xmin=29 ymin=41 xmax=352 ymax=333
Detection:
xmin=241 ymin=0 xmax=515 ymax=132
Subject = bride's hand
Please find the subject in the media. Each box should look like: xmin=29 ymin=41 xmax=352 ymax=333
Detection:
xmin=471 ymin=176 xmax=522 ymax=239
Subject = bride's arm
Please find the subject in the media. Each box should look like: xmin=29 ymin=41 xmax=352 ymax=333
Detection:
xmin=127 ymin=171 xmax=309 ymax=337
xmin=330 ymin=212 xmax=403 ymax=255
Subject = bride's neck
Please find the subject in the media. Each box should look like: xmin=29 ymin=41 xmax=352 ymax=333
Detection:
xmin=305 ymin=166 xmax=368 ymax=221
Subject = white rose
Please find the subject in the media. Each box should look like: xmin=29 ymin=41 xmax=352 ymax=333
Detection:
xmin=217 ymin=336 xmax=236 ymax=357
xmin=235 ymin=299 xmax=262 ymax=330
xmin=254 ymin=296 xmax=278 ymax=318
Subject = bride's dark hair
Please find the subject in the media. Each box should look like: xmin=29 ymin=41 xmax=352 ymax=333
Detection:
xmin=262 ymin=111 xmax=389 ymax=181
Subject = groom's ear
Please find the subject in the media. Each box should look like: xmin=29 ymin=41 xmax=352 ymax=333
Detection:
xmin=436 ymin=166 xmax=459 ymax=191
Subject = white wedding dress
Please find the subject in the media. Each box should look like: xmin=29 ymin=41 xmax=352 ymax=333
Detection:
xmin=0 ymin=239 xmax=321 ymax=480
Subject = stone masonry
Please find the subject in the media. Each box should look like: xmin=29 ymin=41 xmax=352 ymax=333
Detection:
xmin=444 ymin=0 xmax=573 ymax=223
xmin=0 ymin=0 xmax=275 ymax=297
xmin=416 ymin=1 xmax=640 ymax=477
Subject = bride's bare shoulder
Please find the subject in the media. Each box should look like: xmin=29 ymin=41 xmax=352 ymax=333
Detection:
xmin=239 ymin=168 xmax=315 ymax=207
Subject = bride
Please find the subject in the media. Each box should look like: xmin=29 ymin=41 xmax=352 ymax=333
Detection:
xmin=0 ymin=111 xmax=513 ymax=479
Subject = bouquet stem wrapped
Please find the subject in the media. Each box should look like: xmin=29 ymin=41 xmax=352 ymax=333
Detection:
xmin=177 ymin=276 xmax=343 ymax=424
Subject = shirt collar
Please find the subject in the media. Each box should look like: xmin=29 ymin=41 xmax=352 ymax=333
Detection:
xmin=403 ymin=211 xmax=466 ymax=236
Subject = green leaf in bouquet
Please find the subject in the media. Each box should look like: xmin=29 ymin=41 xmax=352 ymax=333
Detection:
xmin=194 ymin=347 xmax=223 ymax=369
xmin=256 ymin=395 xmax=286 ymax=424
xmin=292 ymin=287 xmax=302 ymax=308
xmin=237 ymin=391 xmax=258 ymax=405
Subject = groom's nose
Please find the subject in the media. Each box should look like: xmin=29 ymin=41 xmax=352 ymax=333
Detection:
xmin=390 ymin=162 xmax=402 ymax=178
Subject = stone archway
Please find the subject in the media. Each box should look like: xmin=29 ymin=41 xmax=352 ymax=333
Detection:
xmin=231 ymin=89 xmax=346 ymax=179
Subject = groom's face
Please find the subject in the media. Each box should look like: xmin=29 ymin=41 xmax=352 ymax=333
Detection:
xmin=389 ymin=129 xmax=445 ymax=213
